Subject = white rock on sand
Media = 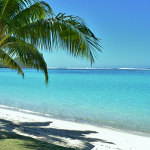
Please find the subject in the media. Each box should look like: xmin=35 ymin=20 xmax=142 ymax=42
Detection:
xmin=0 ymin=107 xmax=150 ymax=150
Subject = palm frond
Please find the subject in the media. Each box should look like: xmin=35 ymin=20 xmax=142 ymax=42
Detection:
xmin=13 ymin=13 xmax=101 ymax=64
xmin=6 ymin=1 xmax=53 ymax=32
xmin=1 ymin=37 xmax=48 ymax=83
xmin=2 ymin=37 xmax=48 ymax=83
xmin=0 ymin=0 xmax=36 ymax=37
xmin=0 ymin=48 xmax=24 ymax=76
xmin=0 ymin=0 xmax=35 ymax=18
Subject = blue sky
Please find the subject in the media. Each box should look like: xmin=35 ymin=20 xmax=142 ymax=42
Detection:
xmin=42 ymin=0 xmax=150 ymax=68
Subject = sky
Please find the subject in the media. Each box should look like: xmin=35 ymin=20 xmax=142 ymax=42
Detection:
xmin=42 ymin=0 xmax=150 ymax=68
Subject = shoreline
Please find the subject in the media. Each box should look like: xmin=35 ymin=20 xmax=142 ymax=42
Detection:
xmin=0 ymin=105 xmax=150 ymax=150
xmin=0 ymin=104 xmax=150 ymax=138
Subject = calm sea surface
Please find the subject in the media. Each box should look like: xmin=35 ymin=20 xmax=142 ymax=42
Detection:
xmin=0 ymin=69 xmax=150 ymax=134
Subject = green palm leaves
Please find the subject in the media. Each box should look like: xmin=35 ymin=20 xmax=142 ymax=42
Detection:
xmin=0 ymin=0 xmax=101 ymax=83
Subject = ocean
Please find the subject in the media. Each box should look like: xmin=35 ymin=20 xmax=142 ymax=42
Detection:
xmin=0 ymin=68 xmax=150 ymax=134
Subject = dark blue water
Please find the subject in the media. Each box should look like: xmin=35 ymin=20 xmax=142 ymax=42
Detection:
xmin=0 ymin=68 xmax=150 ymax=134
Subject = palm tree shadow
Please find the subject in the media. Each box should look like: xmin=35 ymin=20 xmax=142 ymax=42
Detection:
xmin=0 ymin=118 xmax=115 ymax=150
xmin=0 ymin=130 xmax=76 ymax=150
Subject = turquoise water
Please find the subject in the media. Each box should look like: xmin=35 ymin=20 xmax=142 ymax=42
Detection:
xmin=0 ymin=68 xmax=150 ymax=134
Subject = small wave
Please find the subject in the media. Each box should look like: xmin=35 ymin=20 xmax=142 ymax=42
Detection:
xmin=0 ymin=104 xmax=53 ymax=118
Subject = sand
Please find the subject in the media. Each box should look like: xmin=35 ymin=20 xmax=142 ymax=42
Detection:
xmin=0 ymin=106 xmax=150 ymax=150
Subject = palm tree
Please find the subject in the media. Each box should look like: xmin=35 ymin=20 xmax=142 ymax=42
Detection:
xmin=0 ymin=0 xmax=101 ymax=84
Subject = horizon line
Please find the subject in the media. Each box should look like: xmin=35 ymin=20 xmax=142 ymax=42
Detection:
xmin=47 ymin=67 xmax=150 ymax=70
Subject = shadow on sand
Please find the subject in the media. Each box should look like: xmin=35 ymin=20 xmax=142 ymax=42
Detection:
xmin=0 ymin=118 xmax=115 ymax=150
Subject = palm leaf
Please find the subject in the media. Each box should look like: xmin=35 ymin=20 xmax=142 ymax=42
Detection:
xmin=13 ymin=13 xmax=101 ymax=64
xmin=0 ymin=48 xmax=24 ymax=76
xmin=6 ymin=1 xmax=53 ymax=32
xmin=1 ymin=37 xmax=48 ymax=83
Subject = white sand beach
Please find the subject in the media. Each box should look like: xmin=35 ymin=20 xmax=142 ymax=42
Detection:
xmin=0 ymin=107 xmax=150 ymax=150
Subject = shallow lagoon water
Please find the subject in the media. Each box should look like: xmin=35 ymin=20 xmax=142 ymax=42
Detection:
xmin=0 ymin=68 xmax=150 ymax=134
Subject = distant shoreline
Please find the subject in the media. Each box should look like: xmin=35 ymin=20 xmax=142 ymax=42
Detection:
xmin=47 ymin=67 xmax=150 ymax=70
xmin=1 ymin=67 xmax=150 ymax=70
